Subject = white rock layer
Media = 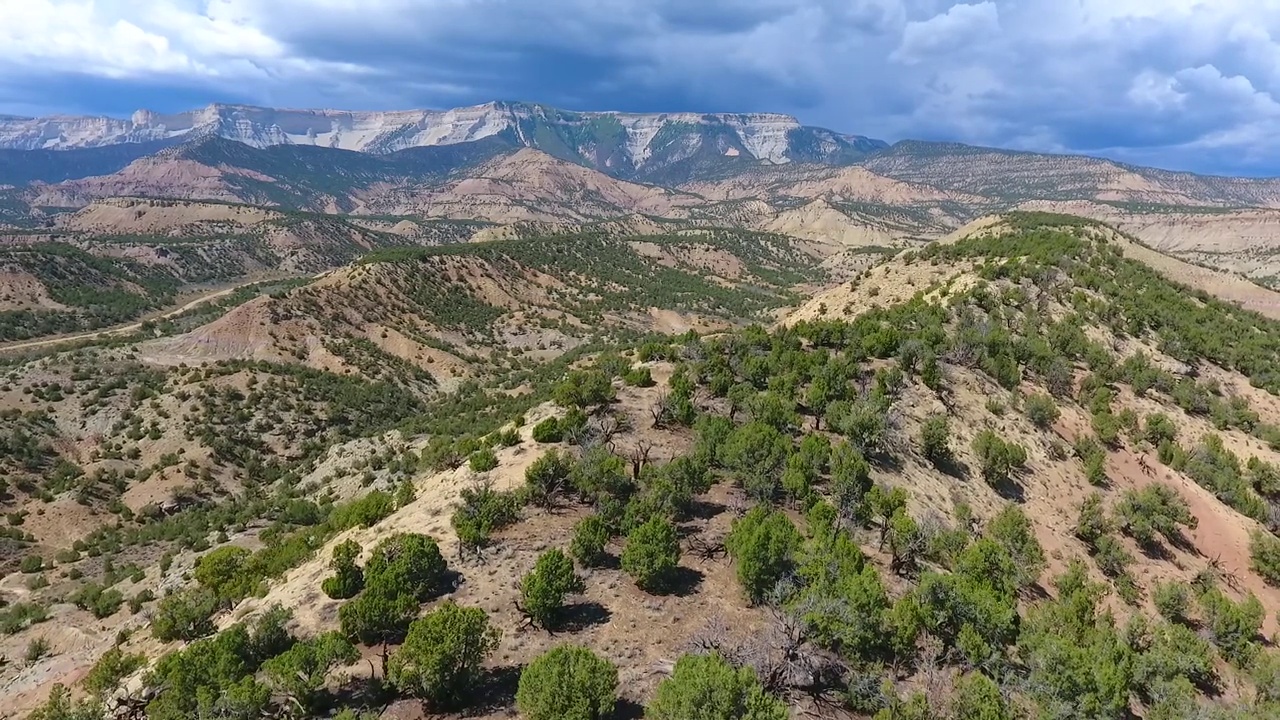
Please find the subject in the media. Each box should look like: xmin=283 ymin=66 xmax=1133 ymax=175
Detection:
xmin=0 ymin=102 xmax=858 ymax=169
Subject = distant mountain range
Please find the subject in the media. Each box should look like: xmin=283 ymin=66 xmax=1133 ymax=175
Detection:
xmin=4 ymin=100 xmax=1280 ymax=239
xmin=0 ymin=101 xmax=885 ymax=185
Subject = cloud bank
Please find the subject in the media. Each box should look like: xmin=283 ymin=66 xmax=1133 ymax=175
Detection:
xmin=2 ymin=0 xmax=1279 ymax=175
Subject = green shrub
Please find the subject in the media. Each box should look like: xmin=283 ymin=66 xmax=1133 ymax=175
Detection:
xmin=1024 ymin=393 xmax=1060 ymax=429
xmin=1070 ymin=432 xmax=1105 ymax=473
xmin=646 ymin=652 xmax=787 ymax=720
xmin=388 ymin=602 xmax=500 ymax=710
xmin=553 ymin=370 xmax=616 ymax=409
xmin=193 ymin=545 xmax=257 ymax=602
xmin=1182 ymin=435 xmax=1268 ymax=521
xmin=70 ymin=582 xmax=124 ymax=619
xmin=28 ymin=684 xmax=101 ymax=720
xmin=1114 ymin=572 xmax=1142 ymax=606
xmin=781 ymin=454 xmax=816 ymax=509
xmin=469 ymin=447 xmax=498 ymax=473
xmin=621 ymin=516 xmax=680 ymax=593
xmin=561 ymin=406 xmax=589 ymax=437
xmin=830 ymin=441 xmax=872 ymax=521
xmin=725 ymin=507 xmax=800 ymax=606
xmin=799 ymin=433 xmax=833 ymax=473
xmin=261 ymin=632 xmax=359 ymax=713
xmin=1082 ymin=451 xmax=1108 ymax=486
xmin=1248 ymin=457 xmax=1280 ymax=497
xmin=25 ymin=636 xmax=50 ymax=664
xmin=365 ymin=533 xmax=447 ymax=601
xmin=797 ymin=555 xmax=889 ymax=662
xmin=1075 ymin=493 xmax=1111 ymax=546
xmin=828 ymin=397 xmax=890 ymax=457
xmin=321 ymin=539 xmax=364 ymax=600
xmin=54 ymin=549 xmax=80 ymax=564
xmin=569 ymin=446 xmax=633 ymax=504
xmin=1253 ymin=650 xmax=1280 ymax=704
xmin=1250 ymin=529 xmax=1280 ymax=586
xmin=1091 ymin=535 xmax=1133 ymax=578
xmin=623 ymin=367 xmax=655 ymax=388
xmin=20 ymin=555 xmax=43 ymax=573
xmin=971 ymin=430 xmax=1027 ymax=487
xmin=908 ymin=539 xmax=1020 ymax=653
xmin=693 ymin=415 xmax=735 ymax=468
xmin=628 ymin=463 xmax=699 ymax=525
xmin=143 ymin=607 xmax=289 ymax=720
xmin=0 ymin=602 xmax=49 ymax=634
xmin=570 ymin=515 xmax=611 ymax=567
xmin=452 ymin=481 xmax=521 ymax=552
xmin=919 ymin=414 xmax=951 ymax=465
xmin=1144 ymin=413 xmax=1179 ymax=446
xmin=516 ymin=645 xmax=618 ymax=720
xmin=531 ymin=417 xmax=563 ymax=443
xmin=338 ymin=584 xmax=417 ymax=658
xmin=1119 ymin=409 xmax=1143 ymax=442
xmin=395 ymin=478 xmax=416 ymax=507
xmin=1135 ymin=623 xmax=1217 ymax=698
xmin=520 ymin=549 xmax=585 ymax=629
xmin=1152 ymin=581 xmax=1192 ymax=623
xmin=1114 ymin=484 xmax=1196 ymax=548
xmin=330 ymin=490 xmax=395 ymax=529
xmin=951 ymin=672 xmax=1013 ymax=720
xmin=128 ymin=589 xmax=154 ymax=614
xmin=526 ymin=449 xmax=574 ymax=508
xmin=1200 ymin=588 xmax=1264 ymax=665
xmin=722 ymin=422 xmax=791 ymax=502
xmin=1092 ymin=410 xmax=1122 ymax=447
xmin=151 ymin=589 xmax=219 ymax=642
xmin=82 ymin=646 xmax=145 ymax=698
xmin=986 ymin=505 xmax=1045 ymax=589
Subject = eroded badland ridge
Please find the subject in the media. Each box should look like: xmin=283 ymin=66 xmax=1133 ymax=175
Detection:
xmin=5 ymin=100 xmax=1280 ymax=720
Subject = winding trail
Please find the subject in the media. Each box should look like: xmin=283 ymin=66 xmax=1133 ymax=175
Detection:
xmin=0 ymin=279 xmax=270 ymax=354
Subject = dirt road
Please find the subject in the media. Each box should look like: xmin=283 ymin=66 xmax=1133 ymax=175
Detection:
xmin=2 ymin=282 xmax=253 ymax=354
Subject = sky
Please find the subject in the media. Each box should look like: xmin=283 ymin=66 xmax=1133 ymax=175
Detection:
xmin=2 ymin=0 xmax=1280 ymax=176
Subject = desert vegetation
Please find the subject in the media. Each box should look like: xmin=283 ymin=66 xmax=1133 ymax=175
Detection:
xmin=9 ymin=214 xmax=1280 ymax=720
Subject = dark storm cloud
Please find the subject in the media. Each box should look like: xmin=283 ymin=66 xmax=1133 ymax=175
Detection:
xmin=0 ymin=73 xmax=253 ymax=117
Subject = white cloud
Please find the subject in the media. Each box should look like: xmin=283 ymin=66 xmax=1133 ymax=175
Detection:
xmin=892 ymin=2 xmax=1000 ymax=65
xmin=1127 ymin=70 xmax=1185 ymax=111
xmin=0 ymin=0 xmax=369 ymax=87
xmin=0 ymin=1 xmax=198 ymax=76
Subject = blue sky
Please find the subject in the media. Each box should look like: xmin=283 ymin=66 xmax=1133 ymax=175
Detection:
xmin=2 ymin=0 xmax=1279 ymax=176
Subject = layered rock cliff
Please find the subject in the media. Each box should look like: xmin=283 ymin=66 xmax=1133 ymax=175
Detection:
xmin=0 ymin=101 xmax=887 ymax=181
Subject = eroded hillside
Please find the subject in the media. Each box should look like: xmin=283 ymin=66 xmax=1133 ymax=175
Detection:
xmin=0 ymin=199 xmax=489 ymax=344
xmin=1005 ymin=200 xmax=1280 ymax=291
xmin=11 ymin=132 xmax=1280 ymax=346
xmin=863 ymin=142 xmax=1280 ymax=208
xmin=137 ymin=229 xmax=827 ymax=387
